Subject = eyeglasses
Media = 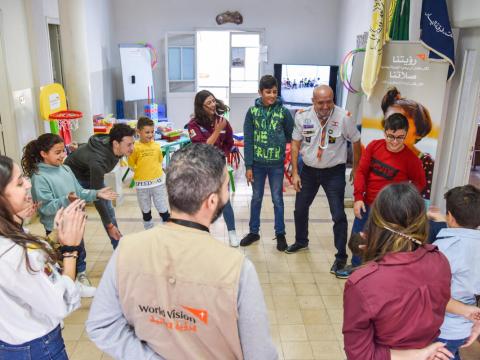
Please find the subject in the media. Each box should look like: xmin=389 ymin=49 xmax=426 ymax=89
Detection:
xmin=385 ymin=133 xmax=406 ymax=142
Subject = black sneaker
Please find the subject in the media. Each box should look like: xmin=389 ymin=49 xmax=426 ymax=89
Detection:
xmin=275 ymin=234 xmax=288 ymax=252
xmin=285 ymin=243 xmax=308 ymax=254
xmin=329 ymin=260 xmax=346 ymax=274
xmin=240 ymin=233 xmax=260 ymax=247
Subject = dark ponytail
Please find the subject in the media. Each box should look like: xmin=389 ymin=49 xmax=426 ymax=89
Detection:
xmin=381 ymin=87 xmax=401 ymax=114
xmin=0 ymin=156 xmax=57 ymax=272
xmin=22 ymin=134 xmax=64 ymax=177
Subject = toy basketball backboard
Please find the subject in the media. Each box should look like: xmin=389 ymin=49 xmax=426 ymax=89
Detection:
xmin=39 ymin=83 xmax=67 ymax=120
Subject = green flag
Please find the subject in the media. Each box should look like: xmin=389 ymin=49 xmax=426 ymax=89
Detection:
xmin=389 ymin=0 xmax=410 ymax=40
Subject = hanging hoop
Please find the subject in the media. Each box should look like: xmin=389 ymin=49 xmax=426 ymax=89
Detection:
xmin=340 ymin=48 xmax=365 ymax=94
xmin=48 ymin=110 xmax=83 ymax=120
xmin=49 ymin=110 xmax=82 ymax=133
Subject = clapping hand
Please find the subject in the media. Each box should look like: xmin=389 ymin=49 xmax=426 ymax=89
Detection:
xmin=16 ymin=200 xmax=40 ymax=221
xmin=54 ymin=199 xmax=86 ymax=247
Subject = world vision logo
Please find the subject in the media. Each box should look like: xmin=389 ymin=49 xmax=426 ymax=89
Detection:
xmin=182 ymin=306 xmax=208 ymax=325
xmin=138 ymin=304 xmax=208 ymax=333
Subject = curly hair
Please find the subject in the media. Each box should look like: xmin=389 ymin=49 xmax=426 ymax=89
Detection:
xmin=21 ymin=133 xmax=64 ymax=177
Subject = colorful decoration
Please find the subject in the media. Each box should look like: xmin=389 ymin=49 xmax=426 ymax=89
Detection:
xmin=138 ymin=42 xmax=158 ymax=70
xmin=340 ymin=48 xmax=365 ymax=94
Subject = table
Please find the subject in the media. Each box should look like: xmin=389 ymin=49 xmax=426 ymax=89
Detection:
xmin=157 ymin=136 xmax=191 ymax=166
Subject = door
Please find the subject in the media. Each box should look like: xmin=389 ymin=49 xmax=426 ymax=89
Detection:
xmin=196 ymin=31 xmax=230 ymax=105
xmin=165 ymin=32 xmax=196 ymax=127
xmin=229 ymin=31 xmax=261 ymax=132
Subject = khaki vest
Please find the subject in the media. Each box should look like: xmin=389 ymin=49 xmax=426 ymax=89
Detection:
xmin=117 ymin=223 xmax=245 ymax=360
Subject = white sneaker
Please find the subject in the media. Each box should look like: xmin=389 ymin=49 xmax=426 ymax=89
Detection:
xmin=228 ymin=230 xmax=240 ymax=247
xmin=76 ymin=272 xmax=96 ymax=298
xmin=143 ymin=220 xmax=154 ymax=230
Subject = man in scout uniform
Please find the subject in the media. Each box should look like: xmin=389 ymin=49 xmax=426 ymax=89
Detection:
xmin=86 ymin=143 xmax=277 ymax=360
xmin=285 ymin=86 xmax=362 ymax=275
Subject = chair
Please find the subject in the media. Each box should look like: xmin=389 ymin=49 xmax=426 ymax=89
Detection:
xmin=228 ymin=146 xmax=242 ymax=169
xmin=227 ymin=165 xmax=235 ymax=192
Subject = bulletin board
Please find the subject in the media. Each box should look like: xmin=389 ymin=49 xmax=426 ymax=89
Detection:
xmin=119 ymin=44 xmax=153 ymax=101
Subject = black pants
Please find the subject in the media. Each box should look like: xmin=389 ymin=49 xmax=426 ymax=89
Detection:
xmin=294 ymin=164 xmax=348 ymax=262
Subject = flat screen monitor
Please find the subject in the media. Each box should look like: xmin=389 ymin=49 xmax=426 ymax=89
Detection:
xmin=274 ymin=64 xmax=339 ymax=106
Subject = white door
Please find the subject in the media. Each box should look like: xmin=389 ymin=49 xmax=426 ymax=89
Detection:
xmin=196 ymin=31 xmax=230 ymax=105
xmin=229 ymin=32 xmax=261 ymax=132
xmin=165 ymin=32 xmax=196 ymax=128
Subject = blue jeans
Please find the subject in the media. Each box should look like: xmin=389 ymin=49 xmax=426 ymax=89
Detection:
xmin=78 ymin=179 xmax=119 ymax=249
xmin=351 ymin=206 xmax=370 ymax=267
xmin=436 ymin=337 xmax=468 ymax=360
xmin=45 ymin=229 xmax=86 ymax=273
xmin=294 ymin=164 xmax=348 ymax=261
xmin=222 ymin=200 xmax=235 ymax=231
xmin=0 ymin=325 xmax=67 ymax=359
xmin=250 ymin=165 xmax=285 ymax=236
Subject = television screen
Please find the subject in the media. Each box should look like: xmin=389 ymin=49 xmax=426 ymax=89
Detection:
xmin=274 ymin=64 xmax=339 ymax=106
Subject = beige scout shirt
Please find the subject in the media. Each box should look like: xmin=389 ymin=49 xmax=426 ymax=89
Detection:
xmin=292 ymin=105 xmax=361 ymax=169
xmin=117 ymin=223 xmax=245 ymax=359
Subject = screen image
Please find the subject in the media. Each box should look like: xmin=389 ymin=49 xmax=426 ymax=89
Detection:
xmin=274 ymin=64 xmax=338 ymax=105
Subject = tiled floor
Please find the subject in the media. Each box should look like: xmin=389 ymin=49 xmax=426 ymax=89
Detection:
xmin=26 ymin=164 xmax=480 ymax=360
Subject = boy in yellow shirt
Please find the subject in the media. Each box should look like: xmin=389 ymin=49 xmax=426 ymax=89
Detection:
xmin=128 ymin=117 xmax=170 ymax=229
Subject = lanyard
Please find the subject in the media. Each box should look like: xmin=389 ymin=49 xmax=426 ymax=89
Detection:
xmin=168 ymin=218 xmax=210 ymax=233
xmin=317 ymin=108 xmax=335 ymax=150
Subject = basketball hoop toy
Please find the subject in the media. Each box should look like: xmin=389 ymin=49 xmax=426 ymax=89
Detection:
xmin=39 ymin=83 xmax=82 ymax=145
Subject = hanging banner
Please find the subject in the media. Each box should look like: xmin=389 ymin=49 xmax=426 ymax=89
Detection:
xmin=360 ymin=41 xmax=449 ymax=200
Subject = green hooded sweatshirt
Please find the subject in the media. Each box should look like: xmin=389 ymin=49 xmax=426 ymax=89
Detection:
xmin=243 ymin=97 xmax=294 ymax=169
xmin=31 ymin=163 xmax=97 ymax=231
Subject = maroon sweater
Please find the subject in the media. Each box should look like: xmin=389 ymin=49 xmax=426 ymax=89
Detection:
xmin=354 ymin=139 xmax=426 ymax=205
xmin=187 ymin=117 xmax=234 ymax=156
xmin=343 ymin=245 xmax=451 ymax=360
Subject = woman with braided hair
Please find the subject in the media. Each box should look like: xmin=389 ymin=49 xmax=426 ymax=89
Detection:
xmin=343 ymin=183 xmax=453 ymax=360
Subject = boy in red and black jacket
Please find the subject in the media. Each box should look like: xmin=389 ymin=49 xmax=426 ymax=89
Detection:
xmin=335 ymin=113 xmax=426 ymax=278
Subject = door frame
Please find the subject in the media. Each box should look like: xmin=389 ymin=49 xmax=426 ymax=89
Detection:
xmin=0 ymin=10 xmax=19 ymax=159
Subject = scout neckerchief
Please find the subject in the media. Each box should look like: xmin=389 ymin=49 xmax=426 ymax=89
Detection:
xmin=316 ymin=107 xmax=335 ymax=160
xmin=168 ymin=218 xmax=210 ymax=233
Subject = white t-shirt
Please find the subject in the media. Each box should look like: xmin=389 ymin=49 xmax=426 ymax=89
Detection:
xmin=292 ymin=105 xmax=361 ymax=169
xmin=0 ymin=236 xmax=80 ymax=344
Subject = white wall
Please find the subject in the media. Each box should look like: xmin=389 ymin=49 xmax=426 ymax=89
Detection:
xmin=110 ymin=0 xmax=341 ymax=123
xmin=336 ymin=0 xmax=373 ymax=110
xmin=448 ymin=0 xmax=480 ymax=28
xmin=85 ymin=0 xmax=115 ymax=116
xmin=0 ymin=0 xmax=38 ymax=162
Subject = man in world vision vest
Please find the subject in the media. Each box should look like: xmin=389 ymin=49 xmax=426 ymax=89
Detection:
xmin=86 ymin=143 xmax=277 ymax=360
